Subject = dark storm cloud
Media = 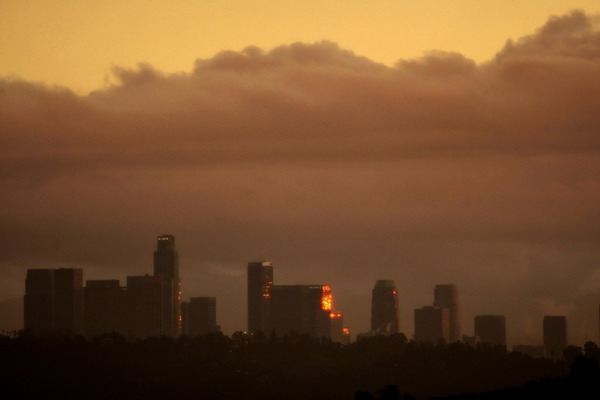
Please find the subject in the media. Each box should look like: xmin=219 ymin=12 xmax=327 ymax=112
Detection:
xmin=1 ymin=11 xmax=599 ymax=342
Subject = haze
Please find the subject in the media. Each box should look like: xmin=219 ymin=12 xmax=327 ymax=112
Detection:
xmin=1 ymin=2 xmax=600 ymax=346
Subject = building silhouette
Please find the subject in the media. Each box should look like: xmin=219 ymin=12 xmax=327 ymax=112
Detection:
xmin=433 ymin=284 xmax=460 ymax=342
xmin=181 ymin=301 xmax=190 ymax=335
xmin=188 ymin=297 xmax=218 ymax=335
xmin=269 ymin=284 xmax=332 ymax=338
xmin=543 ymin=315 xmax=567 ymax=359
xmin=126 ymin=275 xmax=163 ymax=338
xmin=84 ymin=280 xmax=126 ymax=337
xmin=153 ymin=234 xmax=181 ymax=337
xmin=414 ymin=306 xmax=450 ymax=343
xmin=474 ymin=315 xmax=506 ymax=347
xmin=24 ymin=269 xmax=55 ymax=334
xmin=24 ymin=268 xmax=84 ymax=335
xmin=371 ymin=280 xmax=400 ymax=335
xmin=247 ymin=260 xmax=273 ymax=333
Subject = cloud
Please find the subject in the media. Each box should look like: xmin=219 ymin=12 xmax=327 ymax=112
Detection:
xmin=1 ymin=11 xmax=599 ymax=341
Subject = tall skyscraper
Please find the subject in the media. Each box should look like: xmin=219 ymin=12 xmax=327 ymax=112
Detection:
xmin=24 ymin=269 xmax=55 ymax=334
xmin=247 ymin=260 xmax=273 ymax=333
xmin=188 ymin=297 xmax=218 ymax=336
xmin=24 ymin=268 xmax=83 ymax=335
xmin=543 ymin=315 xmax=567 ymax=359
xmin=84 ymin=280 xmax=126 ymax=337
xmin=126 ymin=275 xmax=163 ymax=338
xmin=414 ymin=306 xmax=450 ymax=343
xmin=371 ymin=280 xmax=400 ymax=335
xmin=53 ymin=268 xmax=84 ymax=335
xmin=474 ymin=315 xmax=506 ymax=347
xmin=269 ymin=284 xmax=332 ymax=338
xmin=153 ymin=234 xmax=181 ymax=337
xmin=433 ymin=284 xmax=460 ymax=342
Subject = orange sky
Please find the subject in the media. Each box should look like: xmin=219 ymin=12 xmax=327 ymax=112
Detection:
xmin=2 ymin=1 xmax=600 ymax=93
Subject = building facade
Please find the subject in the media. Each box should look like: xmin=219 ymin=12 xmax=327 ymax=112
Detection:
xmin=433 ymin=284 xmax=460 ymax=342
xmin=269 ymin=284 xmax=332 ymax=338
xmin=84 ymin=280 xmax=126 ymax=337
xmin=126 ymin=275 xmax=163 ymax=338
xmin=153 ymin=234 xmax=181 ymax=337
xmin=543 ymin=315 xmax=567 ymax=359
xmin=414 ymin=306 xmax=450 ymax=343
xmin=188 ymin=297 xmax=218 ymax=336
xmin=24 ymin=268 xmax=84 ymax=335
xmin=371 ymin=280 xmax=400 ymax=335
xmin=247 ymin=260 xmax=273 ymax=333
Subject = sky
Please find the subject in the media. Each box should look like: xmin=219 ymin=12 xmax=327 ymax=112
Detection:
xmin=1 ymin=1 xmax=600 ymax=346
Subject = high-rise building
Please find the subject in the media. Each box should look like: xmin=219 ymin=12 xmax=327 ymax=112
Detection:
xmin=474 ymin=315 xmax=506 ymax=347
xmin=269 ymin=284 xmax=332 ymax=338
xmin=247 ymin=260 xmax=273 ymax=333
xmin=24 ymin=269 xmax=55 ymax=334
xmin=414 ymin=306 xmax=450 ymax=343
xmin=24 ymin=268 xmax=83 ymax=335
xmin=329 ymin=311 xmax=350 ymax=344
xmin=543 ymin=315 xmax=567 ymax=359
xmin=53 ymin=268 xmax=84 ymax=335
xmin=433 ymin=284 xmax=460 ymax=342
xmin=126 ymin=275 xmax=163 ymax=338
xmin=181 ymin=301 xmax=190 ymax=335
xmin=84 ymin=280 xmax=126 ymax=337
xmin=153 ymin=234 xmax=181 ymax=337
xmin=371 ymin=280 xmax=400 ymax=335
xmin=188 ymin=297 xmax=218 ymax=336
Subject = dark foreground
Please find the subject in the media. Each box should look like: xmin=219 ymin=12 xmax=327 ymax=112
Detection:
xmin=1 ymin=332 xmax=598 ymax=400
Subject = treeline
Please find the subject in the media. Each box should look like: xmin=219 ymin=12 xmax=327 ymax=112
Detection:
xmin=0 ymin=332 xmax=598 ymax=400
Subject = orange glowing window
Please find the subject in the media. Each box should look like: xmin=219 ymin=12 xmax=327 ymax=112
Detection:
xmin=321 ymin=285 xmax=332 ymax=310
xmin=343 ymin=328 xmax=350 ymax=335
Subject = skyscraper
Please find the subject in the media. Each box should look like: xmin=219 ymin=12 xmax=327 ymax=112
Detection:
xmin=188 ymin=297 xmax=218 ymax=336
xmin=269 ymin=284 xmax=332 ymax=338
xmin=126 ymin=275 xmax=163 ymax=338
xmin=84 ymin=280 xmax=126 ymax=337
xmin=153 ymin=234 xmax=181 ymax=337
xmin=543 ymin=315 xmax=567 ymax=359
xmin=53 ymin=268 xmax=84 ymax=335
xmin=24 ymin=268 xmax=84 ymax=335
xmin=24 ymin=269 xmax=55 ymax=334
xmin=474 ymin=315 xmax=506 ymax=347
xmin=433 ymin=284 xmax=460 ymax=342
xmin=247 ymin=260 xmax=273 ymax=333
xmin=414 ymin=306 xmax=450 ymax=343
xmin=371 ymin=280 xmax=400 ymax=335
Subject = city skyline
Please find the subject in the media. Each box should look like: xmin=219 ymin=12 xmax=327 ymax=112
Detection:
xmin=15 ymin=234 xmax=598 ymax=351
xmin=2 ymin=5 xmax=600 ymax=348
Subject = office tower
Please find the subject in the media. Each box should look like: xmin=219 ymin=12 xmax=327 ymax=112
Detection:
xmin=188 ymin=297 xmax=218 ymax=335
xmin=153 ymin=234 xmax=181 ymax=337
xmin=433 ymin=284 xmax=460 ymax=342
xmin=84 ymin=280 xmax=126 ymax=337
xmin=543 ymin=315 xmax=567 ymax=359
xmin=414 ymin=306 xmax=450 ymax=343
xmin=126 ymin=275 xmax=163 ymax=338
xmin=474 ymin=315 xmax=506 ymax=346
xmin=329 ymin=311 xmax=347 ymax=343
xmin=24 ymin=268 xmax=84 ymax=335
xmin=181 ymin=301 xmax=190 ymax=335
xmin=24 ymin=269 xmax=55 ymax=333
xmin=53 ymin=268 xmax=84 ymax=335
xmin=247 ymin=260 xmax=273 ymax=333
xmin=371 ymin=280 xmax=400 ymax=335
xmin=269 ymin=284 xmax=332 ymax=338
